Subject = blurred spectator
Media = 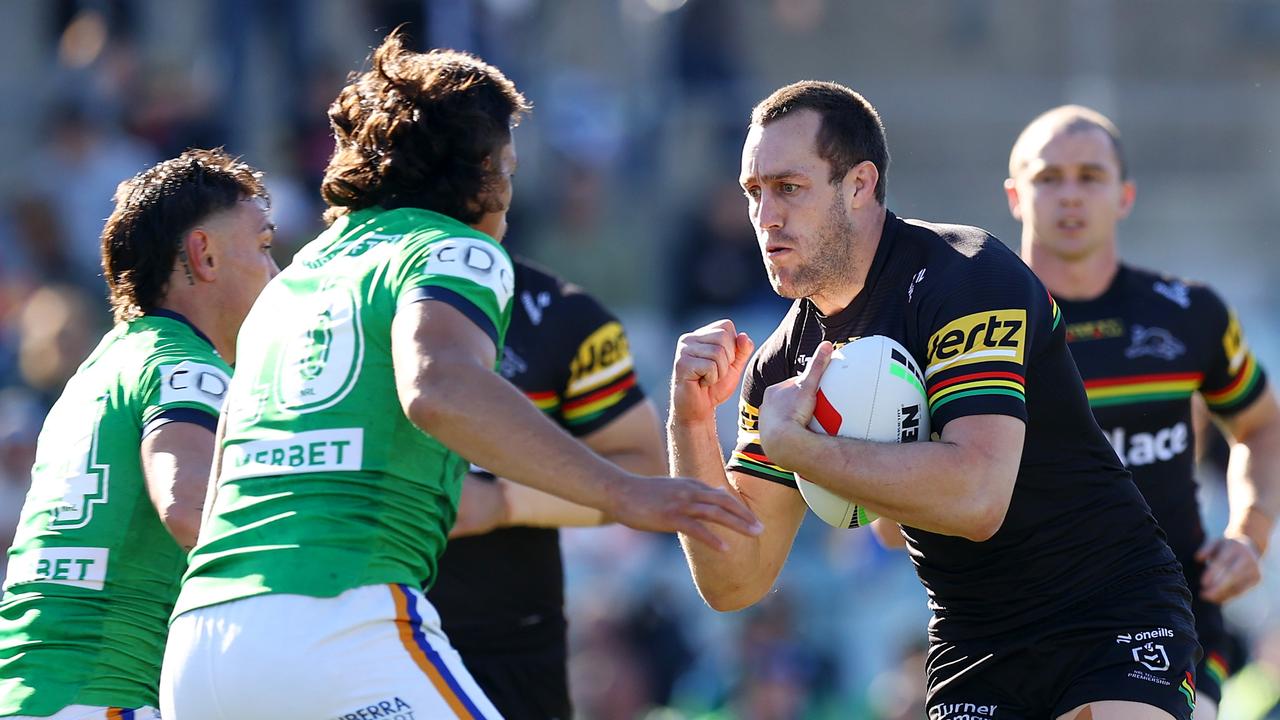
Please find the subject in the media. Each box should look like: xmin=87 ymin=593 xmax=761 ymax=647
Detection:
xmin=0 ymin=387 xmax=43 ymax=586
xmin=669 ymin=181 xmax=785 ymax=326
xmin=25 ymin=104 xmax=156 ymax=292
xmin=18 ymin=284 xmax=104 ymax=406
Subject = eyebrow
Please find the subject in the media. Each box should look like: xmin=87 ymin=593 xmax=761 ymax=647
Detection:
xmin=740 ymin=169 xmax=806 ymax=186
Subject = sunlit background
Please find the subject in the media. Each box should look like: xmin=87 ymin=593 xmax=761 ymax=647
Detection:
xmin=1 ymin=1 xmax=1279 ymax=718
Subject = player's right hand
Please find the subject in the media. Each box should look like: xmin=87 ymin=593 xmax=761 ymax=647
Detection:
xmin=608 ymin=473 xmax=763 ymax=551
xmin=670 ymin=320 xmax=754 ymax=424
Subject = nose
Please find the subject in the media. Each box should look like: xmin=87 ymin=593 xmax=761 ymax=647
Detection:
xmin=1058 ymin=179 xmax=1084 ymax=207
xmin=756 ymin=191 xmax=784 ymax=231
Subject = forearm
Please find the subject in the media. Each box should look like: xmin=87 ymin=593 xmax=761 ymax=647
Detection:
xmin=1225 ymin=426 xmax=1280 ymax=555
xmin=668 ymin=417 xmax=774 ymax=609
xmin=412 ymin=360 xmax=624 ymax=513
xmin=773 ymin=427 xmax=1013 ymax=541
xmin=500 ymin=479 xmax=605 ymax=526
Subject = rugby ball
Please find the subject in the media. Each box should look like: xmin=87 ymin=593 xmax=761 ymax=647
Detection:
xmin=797 ymin=335 xmax=930 ymax=528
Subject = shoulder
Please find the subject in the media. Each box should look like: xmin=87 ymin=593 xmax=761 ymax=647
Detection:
xmin=1122 ymin=263 xmax=1228 ymax=316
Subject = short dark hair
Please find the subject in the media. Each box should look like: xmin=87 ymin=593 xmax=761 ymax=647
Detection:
xmin=1009 ymin=105 xmax=1127 ymax=180
xmin=320 ymin=33 xmax=531 ymax=225
xmin=751 ymin=81 xmax=890 ymax=204
xmin=101 ymin=148 xmax=267 ymax=324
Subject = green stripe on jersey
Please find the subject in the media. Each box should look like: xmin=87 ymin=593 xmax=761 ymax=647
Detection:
xmin=929 ymin=387 xmax=1026 ymax=413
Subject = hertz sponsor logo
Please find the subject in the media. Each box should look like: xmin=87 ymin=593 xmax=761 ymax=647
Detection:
xmin=568 ymin=321 xmax=633 ymax=394
xmin=926 ymin=309 xmax=1026 ymax=379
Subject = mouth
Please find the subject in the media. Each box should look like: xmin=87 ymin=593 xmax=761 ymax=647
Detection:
xmin=1057 ymin=217 xmax=1086 ymax=232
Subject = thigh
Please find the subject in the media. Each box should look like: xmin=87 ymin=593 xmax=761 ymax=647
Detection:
xmin=1056 ymin=700 xmax=1177 ymax=720
xmin=163 ymin=584 xmax=504 ymax=720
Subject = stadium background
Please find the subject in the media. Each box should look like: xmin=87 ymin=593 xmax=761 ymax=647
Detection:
xmin=1 ymin=1 xmax=1279 ymax=718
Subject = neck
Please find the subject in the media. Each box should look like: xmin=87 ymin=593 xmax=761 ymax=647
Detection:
xmin=1021 ymin=232 xmax=1120 ymax=302
xmin=809 ymin=206 xmax=887 ymax=316
xmin=157 ymin=292 xmax=236 ymax=364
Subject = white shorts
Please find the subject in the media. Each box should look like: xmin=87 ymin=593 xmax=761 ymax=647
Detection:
xmin=8 ymin=707 xmax=160 ymax=720
xmin=160 ymin=583 xmax=501 ymax=720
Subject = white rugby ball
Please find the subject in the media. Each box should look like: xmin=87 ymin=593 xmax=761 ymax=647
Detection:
xmin=797 ymin=335 xmax=930 ymax=528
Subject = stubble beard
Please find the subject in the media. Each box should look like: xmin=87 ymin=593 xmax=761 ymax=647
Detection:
xmin=769 ymin=193 xmax=858 ymax=301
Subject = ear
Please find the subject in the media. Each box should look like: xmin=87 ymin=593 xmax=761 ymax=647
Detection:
xmin=1003 ymin=178 xmax=1023 ymax=222
xmin=1117 ymin=179 xmax=1137 ymax=220
xmin=182 ymin=229 xmax=218 ymax=283
xmin=847 ymin=160 xmax=881 ymax=210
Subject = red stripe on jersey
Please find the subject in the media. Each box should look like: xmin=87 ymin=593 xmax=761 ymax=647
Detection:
xmin=1084 ymin=372 xmax=1202 ymax=389
xmin=928 ymin=371 xmax=1025 ymax=393
xmin=563 ymin=374 xmax=637 ymax=409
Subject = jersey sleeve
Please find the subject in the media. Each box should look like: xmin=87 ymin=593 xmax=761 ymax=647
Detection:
xmin=1196 ymin=287 xmax=1268 ymax=416
xmin=394 ymin=233 xmax=516 ymax=348
xmin=138 ymin=348 xmax=232 ymax=437
xmin=726 ymin=342 xmax=799 ymax=488
xmin=556 ymin=294 xmax=646 ymax=436
xmin=916 ymin=255 xmax=1050 ymax=431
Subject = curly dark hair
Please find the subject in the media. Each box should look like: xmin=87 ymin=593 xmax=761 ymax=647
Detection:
xmin=751 ymin=81 xmax=890 ymax=204
xmin=320 ymin=33 xmax=531 ymax=225
xmin=101 ymin=148 xmax=268 ymax=324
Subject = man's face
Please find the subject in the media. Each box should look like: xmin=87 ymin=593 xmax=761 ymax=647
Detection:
xmin=1006 ymin=126 xmax=1134 ymax=261
xmin=205 ymin=196 xmax=279 ymax=326
xmin=473 ymin=139 xmax=518 ymax=243
xmin=740 ymin=110 xmax=856 ymax=300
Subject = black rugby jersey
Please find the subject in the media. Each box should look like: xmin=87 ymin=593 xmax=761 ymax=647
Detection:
xmin=728 ymin=213 xmax=1180 ymax=641
xmin=1059 ymin=264 xmax=1269 ymax=591
xmin=428 ymin=258 xmax=646 ymax=653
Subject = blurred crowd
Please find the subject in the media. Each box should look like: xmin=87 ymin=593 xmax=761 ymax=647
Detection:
xmin=3 ymin=1 xmax=1280 ymax=718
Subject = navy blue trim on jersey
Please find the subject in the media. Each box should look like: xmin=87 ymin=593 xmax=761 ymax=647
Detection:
xmin=147 ymin=308 xmax=217 ymax=350
xmin=141 ymin=407 xmax=219 ymax=438
xmin=402 ymin=285 xmax=500 ymax=348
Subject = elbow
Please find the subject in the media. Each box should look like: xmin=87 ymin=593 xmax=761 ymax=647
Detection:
xmin=697 ymin=578 xmax=770 ymax=613
xmin=958 ymin=498 xmax=1010 ymax=543
xmin=401 ymin=364 xmax=459 ymax=432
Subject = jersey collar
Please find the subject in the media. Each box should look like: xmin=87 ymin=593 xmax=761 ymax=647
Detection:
xmin=147 ymin=308 xmax=217 ymax=351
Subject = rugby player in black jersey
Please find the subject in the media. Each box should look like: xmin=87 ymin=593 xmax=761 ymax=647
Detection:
xmin=668 ymin=81 xmax=1200 ymax=720
xmin=428 ymin=257 xmax=664 ymax=720
xmin=1006 ymin=105 xmax=1280 ymax=719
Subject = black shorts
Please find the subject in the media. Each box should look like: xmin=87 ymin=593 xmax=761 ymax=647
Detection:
xmin=459 ymin=643 xmax=571 ymax=720
xmin=926 ymin=567 xmax=1201 ymax=720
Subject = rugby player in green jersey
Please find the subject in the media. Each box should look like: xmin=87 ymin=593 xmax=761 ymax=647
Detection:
xmin=0 ymin=149 xmax=279 ymax=719
xmin=1007 ymin=105 xmax=1280 ymax=719
xmin=160 ymin=33 xmax=760 ymax=720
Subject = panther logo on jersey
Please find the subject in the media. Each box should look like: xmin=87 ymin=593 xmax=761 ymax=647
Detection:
xmin=1124 ymin=325 xmax=1185 ymax=361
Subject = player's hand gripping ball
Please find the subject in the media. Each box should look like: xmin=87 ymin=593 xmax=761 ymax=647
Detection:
xmin=797 ymin=335 xmax=930 ymax=528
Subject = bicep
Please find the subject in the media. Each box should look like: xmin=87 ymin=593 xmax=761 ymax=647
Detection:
xmin=581 ymin=399 xmax=665 ymax=475
xmin=140 ymin=421 xmax=217 ymax=546
xmin=1214 ymin=386 xmax=1280 ymax=444
xmin=391 ymin=299 xmax=499 ymax=409
xmin=938 ymin=414 xmax=1025 ymax=490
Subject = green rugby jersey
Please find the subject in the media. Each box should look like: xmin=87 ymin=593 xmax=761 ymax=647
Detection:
xmin=0 ymin=312 xmax=229 ymax=715
xmin=174 ymin=207 xmax=514 ymax=617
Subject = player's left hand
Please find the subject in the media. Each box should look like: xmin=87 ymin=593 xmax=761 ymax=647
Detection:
xmin=1196 ymin=535 xmax=1262 ymax=604
xmin=758 ymin=341 xmax=833 ymax=467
